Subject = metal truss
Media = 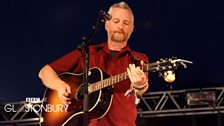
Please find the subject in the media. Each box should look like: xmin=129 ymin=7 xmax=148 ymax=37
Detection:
xmin=1 ymin=87 xmax=224 ymax=125
xmin=138 ymin=86 xmax=224 ymax=118
xmin=0 ymin=101 xmax=43 ymax=126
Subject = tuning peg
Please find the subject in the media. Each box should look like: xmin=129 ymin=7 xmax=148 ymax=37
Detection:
xmin=180 ymin=62 xmax=187 ymax=68
xmin=158 ymin=72 xmax=163 ymax=77
xmin=159 ymin=58 xmax=164 ymax=63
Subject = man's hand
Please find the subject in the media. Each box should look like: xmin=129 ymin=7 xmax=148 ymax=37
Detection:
xmin=38 ymin=65 xmax=72 ymax=105
xmin=127 ymin=62 xmax=147 ymax=87
xmin=56 ymin=81 xmax=72 ymax=105
xmin=126 ymin=61 xmax=149 ymax=95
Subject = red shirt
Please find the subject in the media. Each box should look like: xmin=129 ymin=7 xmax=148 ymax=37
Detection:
xmin=50 ymin=42 xmax=148 ymax=126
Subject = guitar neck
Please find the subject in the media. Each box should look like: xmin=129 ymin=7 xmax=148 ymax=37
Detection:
xmin=88 ymin=63 xmax=159 ymax=93
xmin=88 ymin=71 xmax=129 ymax=93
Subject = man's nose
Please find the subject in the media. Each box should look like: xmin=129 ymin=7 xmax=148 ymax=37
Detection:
xmin=117 ymin=22 xmax=124 ymax=29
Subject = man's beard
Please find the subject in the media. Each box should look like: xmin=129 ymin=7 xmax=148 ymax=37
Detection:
xmin=111 ymin=31 xmax=128 ymax=42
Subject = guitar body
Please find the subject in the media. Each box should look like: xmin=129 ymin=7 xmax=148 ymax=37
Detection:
xmin=41 ymin=67 xmax=113 ymax=126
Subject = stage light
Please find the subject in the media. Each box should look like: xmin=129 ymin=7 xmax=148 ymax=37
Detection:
xmin=163 ymin=70 xmax=176 ymax=83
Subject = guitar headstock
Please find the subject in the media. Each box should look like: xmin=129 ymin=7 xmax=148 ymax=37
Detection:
xmin=143 ymin=57 xmax=193 ymax=83
xmin=144 ymin=57 xmax=193 ymax=73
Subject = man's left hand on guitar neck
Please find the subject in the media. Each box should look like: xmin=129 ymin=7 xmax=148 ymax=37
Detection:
xmin=126 ymin=61 xmax=149 ymax=95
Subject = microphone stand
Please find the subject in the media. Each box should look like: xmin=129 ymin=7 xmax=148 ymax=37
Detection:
xmin=77 ymin=11 xmax=108 ymax=126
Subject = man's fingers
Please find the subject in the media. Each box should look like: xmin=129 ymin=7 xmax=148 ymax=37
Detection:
xmin=128 ymin=68 xmax=137 ymax=83
xmin=62 ymin=100 xmax=71 ymax=105
xmin=140 ymin=60 xmax=144 ymax=66
xmin=61 ymin=95 xmax=71 ymax=105
xmin=63 ymin=92 xmax=69 ymax=97
xmin=66 ymin=85 xmax=72 ymax=94
xmin=128 ymin=64 xmax=137 ymax=82
xmin=58 ymin=83 xmax=72 ymax=105
xmin=127 ymin=68 xmax=133 ymax=82
xmin=128 ymin=63 xmax=147 ymax=85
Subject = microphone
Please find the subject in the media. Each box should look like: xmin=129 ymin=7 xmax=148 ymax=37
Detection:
xmin=100 ymin=10 xmax=112 ymax=21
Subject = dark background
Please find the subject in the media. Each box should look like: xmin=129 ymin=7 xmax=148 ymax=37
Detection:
xmin=0 ymin=0 xmax=223 ymax=106
xmin=1 ymin=1 xmax=224 ymax=126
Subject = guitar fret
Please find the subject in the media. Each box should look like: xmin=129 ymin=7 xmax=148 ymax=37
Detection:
xmin=103 ymin=80 xmax=106 ymax=88
xmin=97 ymin=83 xmax=99 ymax=90
xmin=110 ymin=77 xmax=113 ymax=84
xmin=120 ymin=73 xmax=123 ymax=81
xmin=102 ymin=81 xmax=105 ymax=88
xmin=95 ymin=83 xmax=97 ymax=91
xmin=102 ymin=81 xmax=104 ymax=89
xmin=99 ymin=82 xmax=102 ymax=89
xmin=109 ymin=78 xmax=111 ymax=85
xmin=118 ymin=73 xmax=123 ymax=82
xmin=105 ymin=79 xmax=108 ymax=87
xmin=100 ymin=82 xmax=102 ymax=89
xmin=98 ymin=82 xmax=100 ymax=89
xmin=102 ymin=80 xmax=105 ymax=88
xmin=108 ymin=79 xmax=110 ymax=86
xmin=124 ymin=72 xmax=127 ymax=80
xmin=111 ymin=76 xmax=116 ymax=84
xmin=114 ymin=76 xmax=117 ymax=83
xmin=100 ymin=82 xmax=103 ymax=89
xmin=117 ymin=75 xmax=120 ymax=82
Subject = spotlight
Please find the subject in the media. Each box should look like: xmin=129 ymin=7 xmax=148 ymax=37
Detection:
xmin=163 ymin=70 xmax=176 ymax=83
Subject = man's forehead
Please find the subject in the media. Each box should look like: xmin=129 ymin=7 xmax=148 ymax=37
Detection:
xmin=111 ymin=8 xmax=133 ymax=21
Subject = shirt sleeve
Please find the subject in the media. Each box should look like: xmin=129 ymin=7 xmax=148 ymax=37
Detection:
xmin=49 ymin=49 xmax=83 ymax=74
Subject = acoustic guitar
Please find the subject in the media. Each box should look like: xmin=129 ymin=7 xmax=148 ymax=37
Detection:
xmin=41 ymin=58 xmax=192 ymax=126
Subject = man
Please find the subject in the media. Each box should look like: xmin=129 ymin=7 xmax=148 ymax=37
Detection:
xmin=39 ymin=1 xmax=149 ymax=126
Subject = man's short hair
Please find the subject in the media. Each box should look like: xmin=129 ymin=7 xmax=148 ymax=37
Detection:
xmin=108 ymin=1 xmax=134 ymax=22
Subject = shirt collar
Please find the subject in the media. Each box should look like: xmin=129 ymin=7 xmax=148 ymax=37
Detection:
xmin=97 ymin=42 xmax=132 ymax=54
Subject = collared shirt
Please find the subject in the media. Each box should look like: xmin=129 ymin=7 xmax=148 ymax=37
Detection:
xmin=50 ymin=42 xmax=148 ymax=126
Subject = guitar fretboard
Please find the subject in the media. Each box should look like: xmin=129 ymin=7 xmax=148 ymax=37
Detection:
xmin=88 ymin=63 xmax=161 ymax=93
xmin=88 ymin=71 xmax=129 ymax=93
xmin=88 ymin=59 xmax=179 ymax=93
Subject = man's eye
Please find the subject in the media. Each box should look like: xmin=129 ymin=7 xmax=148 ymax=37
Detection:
xmin=124 ymin=21 xmax=129 ymax=25
xmin=113 ymin=19 xmax=119 ymax=23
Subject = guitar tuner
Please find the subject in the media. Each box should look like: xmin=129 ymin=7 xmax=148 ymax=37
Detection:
xmin=155 ymin=58 xmax=193 ymax=84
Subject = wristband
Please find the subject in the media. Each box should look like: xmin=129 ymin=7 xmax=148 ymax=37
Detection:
xmin=132 ymin=81 xmax=148 ymax=90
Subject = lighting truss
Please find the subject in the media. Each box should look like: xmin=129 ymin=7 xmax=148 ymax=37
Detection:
xmin=138 ymin=87 xmax=224 ymax=117
xmin=0 ymin=100 xmax=43 ymax=126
